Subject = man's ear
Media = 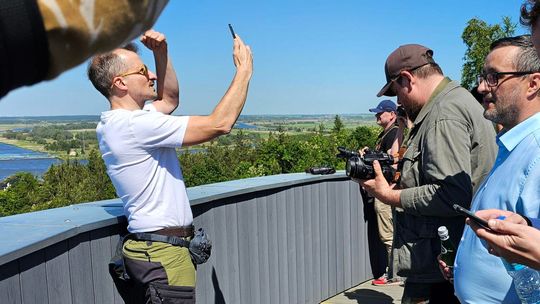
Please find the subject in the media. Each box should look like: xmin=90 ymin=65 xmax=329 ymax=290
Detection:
xmin=527 ymin=73 xmax=540 ymax=98
xmin=399 ymin=70 xmax=414 ymax=92
xmin=111 ymin=77 xmax=128 ymax=92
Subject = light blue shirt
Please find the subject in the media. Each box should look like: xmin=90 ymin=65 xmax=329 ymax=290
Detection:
xmin=454 ymin=112 xmax=540 ymax=303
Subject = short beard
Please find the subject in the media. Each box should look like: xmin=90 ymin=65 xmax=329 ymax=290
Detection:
xmin=405 ymin=103 xmax=423 ymax=122
xmin=483 ymin=104 xmax=519 ymax=127
xmin=484 ymin=86 xmax=521 ymax=127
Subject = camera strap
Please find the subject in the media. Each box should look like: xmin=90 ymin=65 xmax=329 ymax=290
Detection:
xmin=375 ymin=125 xmax=399 ymax=151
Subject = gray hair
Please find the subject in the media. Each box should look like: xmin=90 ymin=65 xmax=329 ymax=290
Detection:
xmin=490 ymin=35 xmax=540 ymax=72
xmin=87 ymin=43 xmax=138 ymax=98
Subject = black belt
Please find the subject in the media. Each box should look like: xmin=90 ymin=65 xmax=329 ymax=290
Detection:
xmin=153 ymin=225 xmax=194 ymax=237
xmin=128 ymin=225 xmax=194 ymax=248
xmin=130 ymin=233 xmax=190 ymax=248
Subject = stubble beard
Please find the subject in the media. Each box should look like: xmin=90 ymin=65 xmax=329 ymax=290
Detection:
xmin=483 ymin=89 xmax=520 ymax=128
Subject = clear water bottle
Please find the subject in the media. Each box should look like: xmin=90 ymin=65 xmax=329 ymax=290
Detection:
xmin=502 ymin=260 xmax=540 ymax=304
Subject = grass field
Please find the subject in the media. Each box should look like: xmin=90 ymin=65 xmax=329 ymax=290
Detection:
xmin=0 ymin=114 xmax=379 ymax=157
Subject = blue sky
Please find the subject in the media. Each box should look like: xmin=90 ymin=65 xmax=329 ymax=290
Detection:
xmin=0 ymin=0 xmax=528 ymax=116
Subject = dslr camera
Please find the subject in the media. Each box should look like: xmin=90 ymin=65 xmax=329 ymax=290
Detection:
xmin=336 ymin=147 xmax=395 ymax=182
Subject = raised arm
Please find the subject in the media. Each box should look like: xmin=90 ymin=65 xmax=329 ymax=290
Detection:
xmin=183 ymin=35 xmax=253 ymax=146
xmin=141 ymin=30 xmax=179 ymax=114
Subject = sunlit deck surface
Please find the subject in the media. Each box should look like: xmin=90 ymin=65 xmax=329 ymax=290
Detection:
xmin=322 ymin=280 xmax=403 ymax=303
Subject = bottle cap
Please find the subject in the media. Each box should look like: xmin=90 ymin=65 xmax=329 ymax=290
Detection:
xmin=438 ymin=226 xmax=449 ymax=239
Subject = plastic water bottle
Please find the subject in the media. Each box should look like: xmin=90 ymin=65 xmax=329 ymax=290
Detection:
xmin=437 ymin=226 xmax=456 ymax=267
xmin=502 ymin=260 xmax=540 ymax=304
xmin=493 ymin=215 xmax=540 ymax=303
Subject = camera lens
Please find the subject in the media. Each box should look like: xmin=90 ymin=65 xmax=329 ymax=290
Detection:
xmin=346 ymin=156 xmax=364 ymax=178
xmin=345 ymin=158 xmax=353 ymax=176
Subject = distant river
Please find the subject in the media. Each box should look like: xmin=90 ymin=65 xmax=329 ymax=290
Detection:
xmin=0 ymin=143 xmax=61 ymax=181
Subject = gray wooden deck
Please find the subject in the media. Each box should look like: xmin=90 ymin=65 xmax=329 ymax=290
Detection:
xmin=321 ymin=280 xmax=403 ymax=304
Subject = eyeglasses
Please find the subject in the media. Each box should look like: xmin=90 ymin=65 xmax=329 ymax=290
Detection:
xmin=116 ymin=64 xmax=149 ymax=78
xmin=477 ymin=71 xmax=536 ymax=87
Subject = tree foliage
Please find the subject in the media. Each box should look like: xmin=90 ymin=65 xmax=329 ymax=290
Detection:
xmin=0 ymin=118 xmax=383 ymax=216
xmin=0 ymin=149 xmax=116 ymax=216
xmin=461 ymin=17 xmax=516 ymax=90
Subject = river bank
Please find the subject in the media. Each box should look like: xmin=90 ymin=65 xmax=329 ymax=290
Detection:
xmin=0 ymin=142 xmax=61 ymax=181
xmin=0 ymin=137 xmax=86 ymax=160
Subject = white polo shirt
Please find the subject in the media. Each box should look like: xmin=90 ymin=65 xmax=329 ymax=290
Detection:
xmin=96 ymin=104 xmax=192 ymax=233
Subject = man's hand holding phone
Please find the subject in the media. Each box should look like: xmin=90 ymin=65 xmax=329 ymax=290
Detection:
xmin=468 ymin=209 xmax=540 ymax=269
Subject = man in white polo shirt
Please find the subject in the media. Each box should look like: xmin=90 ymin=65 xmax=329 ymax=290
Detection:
xmin=87 ymin=29 xmax=253 ymax=303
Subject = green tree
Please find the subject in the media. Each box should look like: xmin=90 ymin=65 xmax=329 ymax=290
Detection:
xmin=332 ymin=115 xmax=344 ymax=133
xmin=349 ymin=125 xmax=379 ymax=150
xmin=461 ymin=17 xmax=516 ymax=90
xmin=82 ymin=149 xmax=116 ymax=200
xmin=0 ymin=173 xmax=40 ymax=216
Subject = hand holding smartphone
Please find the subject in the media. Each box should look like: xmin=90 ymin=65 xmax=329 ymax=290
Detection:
xmin=453 ymin=204 xmax=491 ymax=230
xmin=228 ymin=24 xmax=236 ymax=39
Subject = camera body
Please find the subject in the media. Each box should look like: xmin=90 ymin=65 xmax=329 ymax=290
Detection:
xmin=336 ymin=147 xmax=395 ymax=182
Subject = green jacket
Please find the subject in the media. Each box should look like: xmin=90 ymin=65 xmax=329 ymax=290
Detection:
xmin=394 ymin=78 xmax=497 ymax=283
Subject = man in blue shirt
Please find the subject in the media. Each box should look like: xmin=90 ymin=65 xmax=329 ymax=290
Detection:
xmin=453 ymin=35 xmax=540 ymax=303
xmin=457 ymin=0 xmax=540 ymax=276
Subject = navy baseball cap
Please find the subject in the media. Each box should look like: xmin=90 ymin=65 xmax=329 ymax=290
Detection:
xmin=369 ymin=100 xmax=397 ymax=113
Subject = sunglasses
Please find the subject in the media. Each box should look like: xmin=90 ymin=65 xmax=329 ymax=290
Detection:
xmin=116 ymin=64 xmax=149 ymax=78
xmin=110 ymin=64 xmax=149 ymax=89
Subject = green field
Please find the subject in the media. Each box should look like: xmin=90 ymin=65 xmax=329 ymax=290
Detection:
xmin=0 ymin=114 xmax=379 ymax=156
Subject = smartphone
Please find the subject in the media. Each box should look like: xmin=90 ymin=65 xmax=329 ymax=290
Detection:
xmin=228 ymin=24 xmax=236 ymax=39
xmin=453 ymin=204 xmax=491 ymax=230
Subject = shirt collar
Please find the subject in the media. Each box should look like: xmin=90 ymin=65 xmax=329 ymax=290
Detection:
xmin=413 ymin=77 xmax=452 ymax=126
xmin=498 ymin=112 xmax=540 ymax=152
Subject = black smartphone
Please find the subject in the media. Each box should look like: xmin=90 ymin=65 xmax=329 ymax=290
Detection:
xmin=228 ymin=24 xmax=236 ymax=39
xmin=453 ymin=204 xmax=491 ymax=230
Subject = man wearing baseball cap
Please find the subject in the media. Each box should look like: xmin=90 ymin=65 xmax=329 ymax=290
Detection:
xmin=367 ymin=99 xmax=404 ymax=286
xmin=359 ymin=44 xmax=497 ymax=303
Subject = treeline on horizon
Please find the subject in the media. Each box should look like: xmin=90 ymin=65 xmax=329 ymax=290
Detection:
xmin=0 ymin=116 xmax=380 ymax=217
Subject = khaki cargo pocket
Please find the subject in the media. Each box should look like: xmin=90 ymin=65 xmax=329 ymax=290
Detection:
xmin=148 ymin=282 xmax=195 ymax=304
